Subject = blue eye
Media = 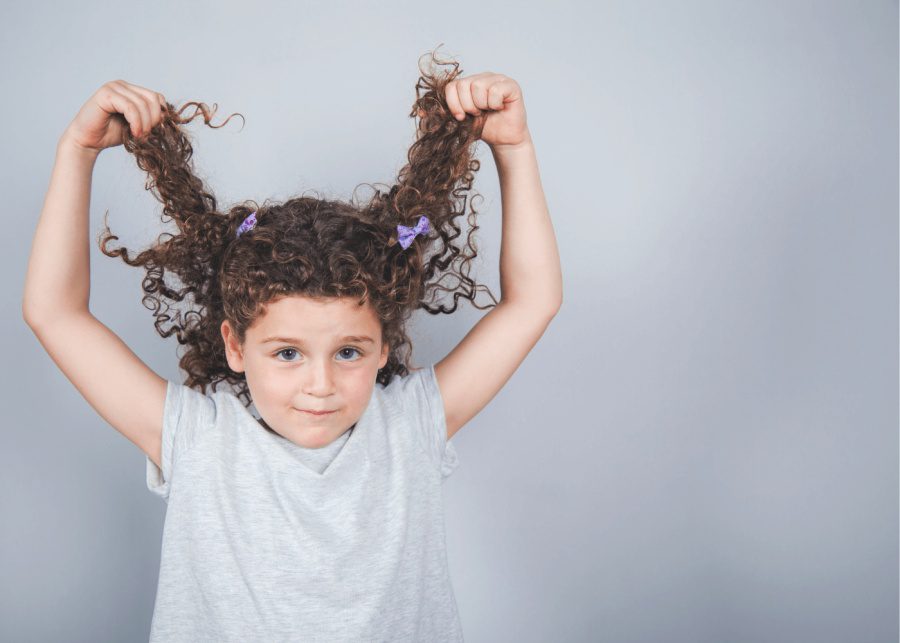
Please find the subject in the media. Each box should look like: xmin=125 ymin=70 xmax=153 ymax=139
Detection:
xmin=274 ymin=347 xmax=363 ymax=362
xmin=275 ymin=348 xmax=300 ymax=362
xmin=337 ymin=347 xmax=362 ymax=361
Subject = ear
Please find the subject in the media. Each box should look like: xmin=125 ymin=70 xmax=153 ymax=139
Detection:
xmin=378 ymin=340 xmax=390 ymax=370
xmin=221 ymin=319 xmax=246 ymax=373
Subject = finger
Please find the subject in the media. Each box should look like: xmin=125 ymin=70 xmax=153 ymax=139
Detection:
xmin=155 ymin=92 xmax=168 ymax=121
xmin=128 ymin=84 xmax=164 ymax=129
xmin=455 ymin=78 xmax=481 ymax=116
xmin=127 ymin=83 xmax=166 ymax=133
xmin=148 ymin=91 xmax=165 ymax=127
xmin=486 ymin=82 xmax=505 ymax=110
xmin=104 ymin=85 xmax=145 ymax=137
xmin=112 ymin=82 xmax=151 ymax=136
xmin=444 ymin=81 xmax=465 ymax=120
xmin=470 ymin=79 xmax=493 ymax=111
xmin=125 ymin=81 xmax=161 ymax=100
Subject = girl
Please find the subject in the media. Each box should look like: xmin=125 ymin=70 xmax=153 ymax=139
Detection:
xmin=22 ymin=51 xmax=562 ymax=641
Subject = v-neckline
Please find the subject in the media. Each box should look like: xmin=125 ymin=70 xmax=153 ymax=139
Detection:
xmin=276 ymin=422 xmax=356 ymax=478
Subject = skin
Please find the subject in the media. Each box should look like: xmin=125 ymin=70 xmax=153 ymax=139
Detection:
xmin=221 ymin=295 xmax=390 ymax=449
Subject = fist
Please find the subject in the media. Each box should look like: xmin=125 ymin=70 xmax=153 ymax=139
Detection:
xmin=443 ymin=72 xmax=529 ymax=149
xmin=62 ymin=80 xmax=168 ymax=152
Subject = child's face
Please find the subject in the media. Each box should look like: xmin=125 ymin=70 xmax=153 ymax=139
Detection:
xmin=221 ymin=294 xmax=389 ymax=449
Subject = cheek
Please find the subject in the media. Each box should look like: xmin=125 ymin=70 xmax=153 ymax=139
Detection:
xmin=344 ymin=371 xmax=375 ymax=401
xmin=245 ymin=358 xmax=289 ymax=397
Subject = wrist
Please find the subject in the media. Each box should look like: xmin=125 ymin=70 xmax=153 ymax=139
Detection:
xmin=489 ymin=132 xmax=534 ymax=160
xmin=58 ymin=130 xmax=102 ymax=162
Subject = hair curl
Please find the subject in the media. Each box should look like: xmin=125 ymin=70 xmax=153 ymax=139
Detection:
xmin=97 ymin=47 xmax=498 ymax=408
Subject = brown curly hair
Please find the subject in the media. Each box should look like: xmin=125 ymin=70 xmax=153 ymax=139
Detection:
xmin=96 ymin=47 xmax=499 ymax=408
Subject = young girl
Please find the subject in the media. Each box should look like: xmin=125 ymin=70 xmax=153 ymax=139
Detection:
xmin=22 ymin=51 xmax=562 ymax=641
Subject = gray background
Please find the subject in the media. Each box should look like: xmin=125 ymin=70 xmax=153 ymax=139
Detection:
xmin=3 ymin=1 xmax=897 ymax=641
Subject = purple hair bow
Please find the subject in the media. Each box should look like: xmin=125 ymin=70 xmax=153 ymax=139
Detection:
xmin=397 ymin=215 xmax=430 ymax=249
xmin=236 ymin=211 xmax=258 ymax=238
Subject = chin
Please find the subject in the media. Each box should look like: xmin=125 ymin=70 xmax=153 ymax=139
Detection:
xmin=304 ymin=424 xmax=340 ymax=446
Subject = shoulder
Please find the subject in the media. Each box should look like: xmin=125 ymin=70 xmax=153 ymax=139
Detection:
xmin=165 ymin=380 xmax=220 ymax=428
xmin=378 ymin=366 xmax=432 ymax=408
xmin=146 ymin=380 xmax=244 ymax=502
xmin=162 ymin=380 xmax=253 ymax=450
xmin=378 ymin=365 xmax=459 ymax=480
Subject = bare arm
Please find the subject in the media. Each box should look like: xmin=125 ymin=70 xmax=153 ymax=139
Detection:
xmin=491 ymin=131 xmax=563 ymax=311
xmin=431 ymin=71 xmax=564 ymax=441
xmin=24 ymin=78 xmax=166 ymax=317
xmin=22 ymin=135 xmax=100 ymax=319
xmin=435 ymin=133 xmax=563 ymax=439
xmin=22 ymin=81 xmax=170 ymax=469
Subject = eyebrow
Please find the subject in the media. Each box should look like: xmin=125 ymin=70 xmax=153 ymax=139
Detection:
xmin=260 ymin=335 xmax=376 ymax=345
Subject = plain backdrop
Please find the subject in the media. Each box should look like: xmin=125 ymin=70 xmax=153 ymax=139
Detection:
xmin=2 ymin=1 xmax=897 ymax=641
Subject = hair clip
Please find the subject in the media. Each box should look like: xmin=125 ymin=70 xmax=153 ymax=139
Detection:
xmin=396 ymin=215 xmax=430 ymax=249
xmin=236 ymin=210 xmax=258 ymax=238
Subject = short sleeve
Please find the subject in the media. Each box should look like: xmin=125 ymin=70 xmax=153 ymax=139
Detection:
xmin=146 ymin=380 xmax=217 ymax=502
xmin=400 ymin=365 xmax=460 ymax=481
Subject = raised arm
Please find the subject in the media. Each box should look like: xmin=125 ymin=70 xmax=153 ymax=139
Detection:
xmin=433 ymin=73 xmax=563 ymax=440
xmin=23 ymin=134 xmax=100 ymax=317
xmin=22 ymin=81 xmax=169 ymax=468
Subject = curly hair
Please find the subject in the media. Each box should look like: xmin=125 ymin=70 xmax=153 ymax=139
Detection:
xmin=96 ymin=47 xmax=499 ymax=408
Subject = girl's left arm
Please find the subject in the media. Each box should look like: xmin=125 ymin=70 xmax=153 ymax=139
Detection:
xmin=435 ymin=73 xmax=562 ymax=440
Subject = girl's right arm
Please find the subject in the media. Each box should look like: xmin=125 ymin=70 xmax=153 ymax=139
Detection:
xmin=22 ymin=81 xmax=170 ymax=469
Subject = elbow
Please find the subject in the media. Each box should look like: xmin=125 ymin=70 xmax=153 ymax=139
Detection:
xmin=22 ymin=293 xmax=45 ymax=328
xmin=541 ymin=295 xmax=561 ymax=318
xmin=503 ymin=295 xmax=561 ymax=320
xmin=547 ymin=288 xmax=563 ymax=317
xmin=22 ymin=298 xmax=36 ymax=327
xmin=552 ymin=286 xmax=563 ymax=314
xmin=548 ymin=299 xmax=562 ymax=320
xmin=22 ymin=297 xmax=55 ymax=329
xmin=499 ymin=281 xmax=562 ymax=318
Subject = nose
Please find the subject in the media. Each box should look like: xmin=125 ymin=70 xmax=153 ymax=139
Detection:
xmin=301 ymin=358 xmax=336 ymax=398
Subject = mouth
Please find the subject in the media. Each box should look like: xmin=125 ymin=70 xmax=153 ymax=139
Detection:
xmin=297 ymin=409 xmax=336 ymax=416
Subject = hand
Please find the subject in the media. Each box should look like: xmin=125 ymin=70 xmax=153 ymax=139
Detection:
xmin=443 ymin=72 xmax=530 ymax=150
xmin=61 ymin=80 xmax=167 ymax=153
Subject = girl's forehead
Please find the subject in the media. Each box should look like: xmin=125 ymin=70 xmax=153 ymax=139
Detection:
xmin=253 ymin=295 xmax=379 ymax=334
xmin=264 ymin=294 xmax=371 ymax=315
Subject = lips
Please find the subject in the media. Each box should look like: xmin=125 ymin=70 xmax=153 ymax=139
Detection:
xmin=299 ymin=409 xmax=335 ymax=416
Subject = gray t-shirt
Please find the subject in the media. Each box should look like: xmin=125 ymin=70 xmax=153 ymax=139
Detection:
xmin=145 ymin=364 xmax=462 ymax=642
